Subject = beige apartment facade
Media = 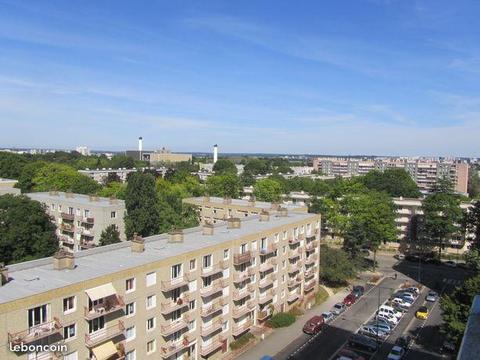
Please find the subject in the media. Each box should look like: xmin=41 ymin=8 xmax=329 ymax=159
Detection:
xmin=183 ymin=196 xmax=308 ymax=224
xmin=0 ymin=178 xmax=21 ymax=196
xmin=0 ymin=211 xmax=321 ymax=360
xmin=26 ymin=192 xmax=126 ymax=252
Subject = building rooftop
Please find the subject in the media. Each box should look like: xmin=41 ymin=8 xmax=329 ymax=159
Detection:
xmin=458 ymin=295 xmax=480 ymax=360
xmin=0 ymin=211 xmax=318 ymax=305
xmin=184 ymin=196 xmax=306 ymax=211
xmin=26 ymin=192 xmax=125 ymax=208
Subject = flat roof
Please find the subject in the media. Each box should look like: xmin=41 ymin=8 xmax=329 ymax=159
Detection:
xmin=0 ymin=211 xmax=318 ymax=305
xmin=26 ymin=192 xmax=125 ymax=208
xmin=184 ymin=196 xmax=305 ymax=211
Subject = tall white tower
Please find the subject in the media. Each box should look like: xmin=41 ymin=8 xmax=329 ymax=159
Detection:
xmin=138 ymin=137 xmax=143 ymax=160
xmin=213 ymin=144 xmax=218 ymax=164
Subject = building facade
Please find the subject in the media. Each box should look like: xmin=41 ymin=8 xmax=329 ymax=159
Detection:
xmin=0 ymin=178 xmax=21 ymax=196
xmin=0 ymin=211 xmax=321 ymax=360
xmin=26 ymin=192 xmax=126 ymax=252
xmin=78 ymin=169 xmax=138 ymax=184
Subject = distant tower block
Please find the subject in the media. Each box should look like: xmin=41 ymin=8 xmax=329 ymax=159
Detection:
xmin=138 ymin=137 xmax=143 ymax=152
xmin=213 ymin=144 xmax=218 ymax=164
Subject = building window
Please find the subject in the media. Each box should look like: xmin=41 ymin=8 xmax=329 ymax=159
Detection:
xmin=84 ymin=209 xmax=90 ymax=218
xmin=203 ymin=254 xmax=212 ymax=268
xmin=126 ymin=325 xmax=136 ymax=341
xmin=275 ymin=233 xmax=279 ymax=242
xmin=111 ymin=211 xmax=117 ymax=219
xmin=240 ymin=243 xmax=247 ymax=254
xmin=51 ymin=204 xmax=56 ymax=211
xmin=76 ymin=208 xmax=81 ymax=216
xmin=189 ymin=259 xmax=196 ymax=271
xmin=58 ymin=204 xmax=62 ymax=212
xmin=126 ymin=302 xmax=135 ymax=316
xmin=146 ymin=295 xmax=156 ymax=309
xmin=88 ymin=317 xmax=105 ymax=333
xmin=126 ymin=278 xmax=135 ymax=292
xmin=283 ymin=246 xmax=286 ymax=254
xmin=146 ymin=317 xmax=156 ymax=331
xmin=189 ymin=300 xmax=196 ymax=310
xmin=63 ymin=352 xmax=78 ymax=360
xmin=188 ymin=320 xmax=196 ymax=331
xmin=63 ymin=323 xmax=76 ymax=340
xmin=222 ymin=320 xmax=228 ymax=331
xmin=28 ymin=304 xmax=48 ymax=328
xmin=147 ymin=339 xmax=156 ymax=354
xmin=283 ymin=231 xmax=287 ymax=240
xmin=63 ymin=296 xmax=76 ymax=314
xmin=223 ymin=249 xmax=229 ymax=260
xmin=171 ymin=264 xmax=182 ymax=279
xmin=125 ymin=350 xmax=136 ymax=360
xmin=146 ymin=272 xmax=156 ymax=287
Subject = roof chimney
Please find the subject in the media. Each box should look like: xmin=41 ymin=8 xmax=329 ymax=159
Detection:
xmin=202 ymin=222 xmax=214 ymax=236
xmin=109 ymin=196 xmax=118 ymax=204
xmin=89 ymin=195 xmax=99 ymax=202
xmin=260 ymin=210 xmax=270 ymax=222
xmin=131 ymin=233 xmax=145 ymax=253
xmin=65 ymin=192 xmax=74 ymax=198
xmin=248 ymin=195 xmax=256 ymax=207
xmin=270 ymin=202 xmax=280 ymax=211
xmin=168 ymin=229 xmax=184 ymax=243
xmin=0 ymin=263 xmax=9 ymax=286
xmin=53 ymin=250 xmax=75 ymax=270
xmin=223 ymin=196 xmax=232 ymax=205
xmin=277 ymin=207 xmax=288 ymax=217
xmin=227 ymin=217 xmax=241 ymax=229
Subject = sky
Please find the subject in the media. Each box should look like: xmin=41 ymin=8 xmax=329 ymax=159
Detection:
xmin=0 ymin=0 xmax=479 ymax=157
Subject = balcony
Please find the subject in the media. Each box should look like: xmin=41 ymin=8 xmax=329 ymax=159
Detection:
xmin=233 ymin=271 xmax=250 ymax=283
xmin=305 ymin=255 xmax=316 ymax=266
xmin=201 ymin=319 xmax=223 ymax=337
xmin=85 ymin=320 xmax=125 ymax=348
xmin=232 ymin=320 xmax=252 ymax=337
xmin=306 ymin=240 xmax=319 ymax=252
xmin=259 ymin=243 xmax=278 ymax=255
xmin=161 ymin=294 xmax=190 ymax=315
xmin=232 ymin=287 xmax=250 ymax=301
xmin=287 ymin=279 xmax=300 ymax=288
xmin=259 ymin=262 xmax=274 ymax=273
xmin=201 ymin=301 xmax=223 ymax=317
xmin=160 ymin=319 xmax=188 ymax=337
xmin=89 ymin=342 xmax=125 ymax=360
xmin=258 ymin=290 xmax=274 ymax=304
xmin=200 ymin=280 xmax=224 ymax=298
xmin=60 ymin=223 xmax=74 ymax=232
xmin=82 ymin=217 xmax=95 ymax=224
xmin=80 ymin=227 xmax=94 ymax=236
xmin=161 ymin=335 xmax=192 ymax=359
xmin=80 ymin=240 xmax=95 ymax=249
xmin=200 ymin=335 xmax=226 ymax=357
xmin=61 ymin=212 xmax=74 ymax=221
xmin=304 ymin=269 xmax=315 ymax=279
xmin=8 ymin=318 xmax=63 ymax=346
xmin=304 ymin=281 xmax=316 ymax=293
xmin=288 ymin=263 xmax=300 ymax=274
xmin=258 ymin=275 xmax=274 ymax=289
xmin=30 ymin=352 xmax=63 ymax=360
xmin=288 ymin=250 xmax=300 ymax=260
xmin=232 ymin=303 xmax=253 ymax=318
xmin=288 ymin=237 xmax=300 ymax=246
xmin=306 ymin=235 xmax=316 ymax=241
xmin=84 ymin=295 xmax=125 ymax=320
xmin=233 ymin=251 xmax=252 ymax=265
xmin=201 ymin=260 xmax=227 ymax=277
xmin=287 ymin=293 xmax=300 ymax=303
xmin=60 ymin=235 xmax=75 ymax=245
xmin=161 ymin=275 xmax=190 ymax=292
xmin=257 ymin=310 xmax=271 ymax=321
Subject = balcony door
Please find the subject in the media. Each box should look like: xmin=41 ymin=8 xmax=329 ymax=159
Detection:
xmin=28 ymin=304 xmax=48 ymax=329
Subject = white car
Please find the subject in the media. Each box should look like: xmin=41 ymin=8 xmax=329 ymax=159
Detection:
xmin=392 ymin=297 xmax=412 ymax=308
xmin=387 ymin=345 xmax=406 ymax=360
xmin=404 ymin=287 xmax=420 ymax=295
xmin=399 ymin=292 xmax=415 ymax=302
xmin=377 ymin=313 xmax=399 ymax=325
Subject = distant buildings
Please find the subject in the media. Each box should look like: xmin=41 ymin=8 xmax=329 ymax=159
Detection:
xmin=75 ymin=146 xmax=91 ymax=156
xmin=79 ymin=168 xmax=138 ymax=184
xmin=26 ymin=192 xmax=126 ymax=252
xmin=125 ymin=136 xmax=192 ymax=164
xmin=0 ymin=178 xmax=21 ymax=196
xmin=313 ymin=157 xmax=469 ymax=194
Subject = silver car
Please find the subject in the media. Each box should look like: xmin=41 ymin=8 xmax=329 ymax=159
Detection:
xmin=426 ymin=291 xmax=438 ymax=302
xmin=322 ymin=311 xmax=335 ymax=323
xmin=366 ymin=321 xmax=392 ymax=333
xmin=332 ymin=303 xmax=346 ymax=315
xmin=359 ymin=325 xmax=388 ymax=339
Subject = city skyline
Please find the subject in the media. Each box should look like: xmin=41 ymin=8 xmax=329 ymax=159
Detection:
xmin=1 ymin=0 xmax=480 ymax=156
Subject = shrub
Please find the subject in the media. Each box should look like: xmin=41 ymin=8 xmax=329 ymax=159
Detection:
xmin=288 ymin=306 xmax=304 ymax=316
xmin=267 ymin=312 xmax=296 ymax=328
xmin=315 ymin=287 xmax=329 ymax=305
xmin=230 ymin=332 xmax=255 ymax=350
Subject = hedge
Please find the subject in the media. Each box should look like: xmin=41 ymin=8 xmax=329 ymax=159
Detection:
xmin=315 ymin=287 xmax=329 ymax=305
xmin=267 ymin=312 xmax=296 ymax=328
xmin=230 ymin=332 xmax=255 ymax=350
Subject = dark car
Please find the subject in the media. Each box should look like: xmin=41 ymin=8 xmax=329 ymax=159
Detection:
xmin=336 ymin=349 xmax=365 ymax=360
xmin=303 ymin=315 xmax=324 ymax=335
xmin=344 ymin=293 xmax=357 ymax=306
xmin=348 ymin=334 xmax=378 ymax=352
xmin=396 ymin=335 xmax=412 ymax=349
xmin=352 ymin=285 xmax=365 ymax=299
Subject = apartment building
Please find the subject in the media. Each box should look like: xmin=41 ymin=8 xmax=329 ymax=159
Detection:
xmin=26 ymin=192 xmax=126 ymax=252
xmin=183 ymin=196 xmax=308 ymax=224
xmin=312 ymin=157 xmax=469 ymax=194
xmin=78 ymin=169 xmax=138 ymax=184
xmin=0 ymin=210 xmax=321 ymax=360
xmin=0 ymin=178 xmax=21 ymax=195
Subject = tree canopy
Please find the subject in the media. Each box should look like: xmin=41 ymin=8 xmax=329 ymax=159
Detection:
xmin=319 ymin=245 xmax=357 ymax=286
xmin=99 ymin=224 xmax=121 ymax=246
xmin=206 ymin=173 xmax=241 ymax=198
xmin=253 ymin=178 xmax=283 ymax=202
xmin=212 ymin=159 xmax=237 ymax=174
xmin=360 ymin=169 xmax=421 ymax=198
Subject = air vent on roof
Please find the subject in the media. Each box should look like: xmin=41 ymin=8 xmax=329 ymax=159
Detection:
xmin=53 ymin=250 xmax=75 ymax=270
xmin=168 ymin=229 xmax=184 ymax=243
xmin=0 ymin=263 xmax=9 ymax=286
xmin=260 ymin=210 xmax=270 ymax=222
xmin=227 ymin=217 xmax=241 ymax=229
xmin=203 ymin=222 xmax=214 ymax=236
xmin=131 ymin=233 xmax=145 ymax=253
xmin=223 ymin=196 xmax=232 ymax=205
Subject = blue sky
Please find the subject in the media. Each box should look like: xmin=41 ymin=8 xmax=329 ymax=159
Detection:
xmin=0 ymin=0 xmax=479 ymax=156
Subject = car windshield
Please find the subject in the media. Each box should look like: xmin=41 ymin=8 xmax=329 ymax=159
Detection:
xmin=391 ymin=348 xmax=402 ymax=355
xmin=334 ymin=304 xmax=342 ymax=309
xmin=419 ymin=307 xmax=428 ymax=312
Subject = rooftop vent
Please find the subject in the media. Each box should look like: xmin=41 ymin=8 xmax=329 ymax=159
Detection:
xmin=227 ymin=217 xmax=241 ymax=229
xmin=202 ymin=222 xmax=214 ymax=236
xmin=248 ymin=195 xmax=256 ymax=207
xmin=109 ymin=196 xmax=118 ymax=204
xmin=168 ymin=229 xmax=184 ymax=243
xmin=53 ymin=250 xmax=75 ymax=270
xmin=131 ymin=233 xmax=145 ymax=253
xmin=260 ymin=210 xmax=270 ymax=222
xmin=65 ymin=192 xmax=75 ymax=198
xmin=270 ymin=202 xmax=280 ymax=211
xmin=277 ymin=207 xmax=288 ymax=217
xmin=0 ymin=263 xmax=9 ymax=286
xmin=223 ymin=196 xmax=232 ymax=205
xmin=48 ymin=190 xmax=59 ymax=196
xmin=89 ymin=195 xmax=99 ymax=202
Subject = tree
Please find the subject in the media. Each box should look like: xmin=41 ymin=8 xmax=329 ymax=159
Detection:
xmin=16 ymin=161 xmax=47 ymax=192
xmin=206 ymin=173 xmax=241 ymax=198
xmin=240 ymin=171 xmax=256 ymax=187
xmin=97 ymin=181 xmax=127 ymax=200
xmin=361 ymin=169 xmax=421 ymax=198
xmin=213 ymin=159 xmax=237 ymax=174
xmin=0 ymin=152 xmax=28 ymax=179
xmin=254 ymin=178 xmax=283 ymax=202
xmin=124 ymin=173 xmax=160 ymax=238
xmin=319 ymin=245 xmax=356 ymax=286
xmin=467 ymin=167 xmax=480 ymax=198
xmin=466 ymin=201 xmax=480 ymax=249
xmin=99 ymin=224 xmax=121 ymax=246
xmin=109 ymin=155 xmax=135 ymax=169
xmin=103 ymin=172 xmax=121 ymax=185
xmin=244 ymin=159 xmax=270 ymax=175
xmin=0 ymin=194 xmax=58 ymax=264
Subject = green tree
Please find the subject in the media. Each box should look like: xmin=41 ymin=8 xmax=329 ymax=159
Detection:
xmin=213 ymin=159 xmax=237 ymax=174
xmin=97 ymin=181 xmax=127 ymax=200
xmin=16 ymin=161 xmax=47 ymax=192
xmin=103 ymin=172 xmax=121 ymax=185
xmin=0 ymin=194 xmax=59 ymax=264
xmin=124 ymin=173 xmax=160 ymax=238
xmin=240 ymin=171 xmax=256 ymax=187
xmin=361 ymin=169 xmax=421 ymax=198
xmin=466 ymin=200 xmax=480 ymax=248
xmin=0 ymin=152 xmax=28 ymax=179
xmin=319 ymin=245 xmax=356 ymax=286
xmin=109 ymin=155 xmax=135 ymax=169
xmin=99 ymin=224 xmax=121 ymax=246
xmin=254 ymin=178 xmax=283 ymax=202
xmin=206 ymin=173 xmax=241 ymax=198
xmin=244 ymin=158 xmax=270 ymax=175
xmin=467 ymin=167 xmax=480 ymax=198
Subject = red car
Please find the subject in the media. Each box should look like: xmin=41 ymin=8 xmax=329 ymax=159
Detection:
xmin=303 ymin=315 xmax=324 ymax=335
xmin=343 ymin=293 xmax=357 ymax=306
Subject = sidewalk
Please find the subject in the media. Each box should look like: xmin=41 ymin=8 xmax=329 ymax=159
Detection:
xmin=235 ymin=288 xmax=351 ymax=360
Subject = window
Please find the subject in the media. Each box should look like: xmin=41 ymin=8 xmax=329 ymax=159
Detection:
xmin=147 ymin=340 xmax=156 ymax=354
xmin=283 ymin=246 xmax=286 ymax=255
xmin=189 ymin=259 xmax=196 ymax=271
xmin=188 ymin=320 xmax=196 ymax=331
xmin=63 ymin=323 xmax=76 ymax=340
xmin=223 ymin=249 xmax=229 ymax=260
xmin=58 ymin=204 xmax=62 ymax=212
xmin=63 ymin=352 xmax=78 ymax=360
xmin=172 ymin=288 xmax=180 ymax=302
xmin=84 ymin=209 xmax=90 ymax=218
xmin=189 ymin=300 xmax=196 ymax=310
xmin=68 ymin=207 xmax=74 ymax=215
xmin=222 ymin=320 xmax=228 ymax=331
xmin=126 ymin=278 xmax=135 ymax=292
xmin=51 ymin=204 xmax=55 ymax=211
xmin=76 ymin=208 xmax=81 ymax=216
xmin=146 ymin=317 xmax=156 ymax=331
xmin=125 ymin=350 xmax=136 ymax=360
xmin=111 ymin=211 xmax=117 ymax=219
xmin=240 ymin=243 xmax=247 ymax=254
xmin=63 ymin=296 xmax=76 ymax=314
xmin=28 ymin=304 xmax=48 ymax=328
xmin=260 ymin=237 xmax=267 ymax=251
xmin=282 ymin=260 xmax=286 ymax=269
xmin=172 ymin=309 xmax=181 ymax=321
xmin=275 ymin=233 xmax=279 ymax=242
xmin=171 ymin=264 xmax=182 ymax=279
xmin=88 ymin=317 xmax=105 ymax=333
xmin=283 ymin=231 xmax=287 ymax=240
xmin=126 ymin=302 xmax=135 ymax=316
xmin=146 ymin=272 xmax=156 ymax=287
xmin=203 ymin=254 xmax=212 ymax=269
xmin=126 ymin=326 xmax=136 ymax=341
xmin=146 ymin=295 xmax=156 ymax=309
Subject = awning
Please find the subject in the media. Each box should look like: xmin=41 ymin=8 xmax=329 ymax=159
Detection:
xmin=92 ymin=341 xmax=117 ymax=360
xmin=85 ymin=283 xmax=116 ymax=301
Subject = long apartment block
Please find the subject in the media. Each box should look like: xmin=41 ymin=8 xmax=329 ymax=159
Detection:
xmin=183 ymin=196 xmax=308 ymax=224
xmin=0 ymin=210 xmax=321 ymax=360
xmin=26 ymin=192 xmax=126 ymax=253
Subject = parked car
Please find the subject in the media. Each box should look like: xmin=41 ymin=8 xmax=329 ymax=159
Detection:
xmin=392 ymin=297 xmax=412 ymax=309
xmin=404 ymin=287 xmax=420 ymax=295
xmin=373 ymin=318 xmax=394 ymax=329
xmin=396 ymin=335 xmax=412 ymax=349
xmin=335 ymin=349 xmax=365 ymax=360
xmin=415 ymin=306 xmax=429 ymax=320
xmin=322 ymin=311 xmax=335 ymax=324
xmin=391 ymin=302 xmax=408 ymax=314
xmin=365 ymin=321 xmax=392 ymax=334
xmin=426 ymin=291 xmax=438 ymax=302
xmin=425 ymin=257 xmax=442 ymax=265
xmin=379 ymin=305 xmax=402 ymax=319
xmin=344 ymin=294 xmax=357 ymax=306
xmin=445 ymin=260 xmax=457 ymax=267
xmin=303 ymin=315 xmax=324 ymax=335
xmin=348 ymin=334 xmax=378 ymax=352
xmin=376 ymin=313 xmax=399 ymax=325
xmin=440 ymin=340 xmax=456 ymax=354
xmin=352 ymin=285 xmax=365 ymax=299
xmin=394 ymin=254 xmax=405 ymax=260
xmin=398 ymin=292 xmax=415 ymax=303
xmin=332 ymin=302 xmax=347 ymax=315
xmin=387 ymin=345 xmax=406 ymax=360
xmin=359 ymin=325 xmax=388 ymax=339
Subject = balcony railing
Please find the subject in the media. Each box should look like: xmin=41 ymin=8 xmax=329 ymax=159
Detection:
xmin=200 ymin=335 xmax=226 ymax=357
xmin=80 ymin=240 xmax=95 ymax=249
xmin=85 ymin=320 xmax=125 ymax=347
xmin=232 ymin=287 xmax=250 ymax=301
xmin=233 ymin=251 xmax=252 ymax=265
xmin=306 ymin=235 xmax=316 ymax=241
xmin=306 ymin=240 xmax=319 ymax=251
xmin=60 ymin=223 xmax=74 ymax=232
xmin=287 ymin=279 xmax=300 ymax=288
xmin=61 ymin=213 xmax=74 ymax=221
xmin=161 ymin=275 xmax=191 ymax=292
xmin=8 ymin=318 xmax=63 ymax=346
xmin=304 ymin=269 xmax=315 ymax=279
xmin=161 ymin=335 xmax=192 ymax=359
xmin=257 ymin=310 xmax=271 ymax=321
xmin=201 ymin=319 xmax=223 ymax=337
xmin=60 ymin=235 xmax=75 ymax=244
xmin=161 ymin=294 xmax=190 ymax=314
xmin=84 ymin=295 xmax=125 ymax=320
xmin=201 ymin=301 xmax=223 ymax=317
xmin=259 ymin=243 xmax=277 ymax=255
xmin=160 ymin=319 xmax=188 ymax=337
xmin=233 ymin=272 xmax=250 ymax=283
xmin=201 ymin=260 xmax=227 ymax=277
xmin=232 ymin=320 xmax=252 ymax=337
xmin=288 ymin=237 xmax=300 ymax=245
xmin=305 ymin=255 xmax=316 ymax=265
xmin=304 ymin=281 xmax=316 ymax=292
xmin=259 ymin=262 xmax=274 ymax=273
xmin=200 ymin=280 xmax=223 ymax=298
xmin=82 ymin=217 xmax=95 ymax=224
xmin=258 ymin=290 xmax=274 ymax=304
xmin=258 ymin=275 xmax=274 ymax=289
xmin=232 ymin=304 xmax=253 ymax=319
xmin=287 ymin=293 xmax=300 ymax=303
